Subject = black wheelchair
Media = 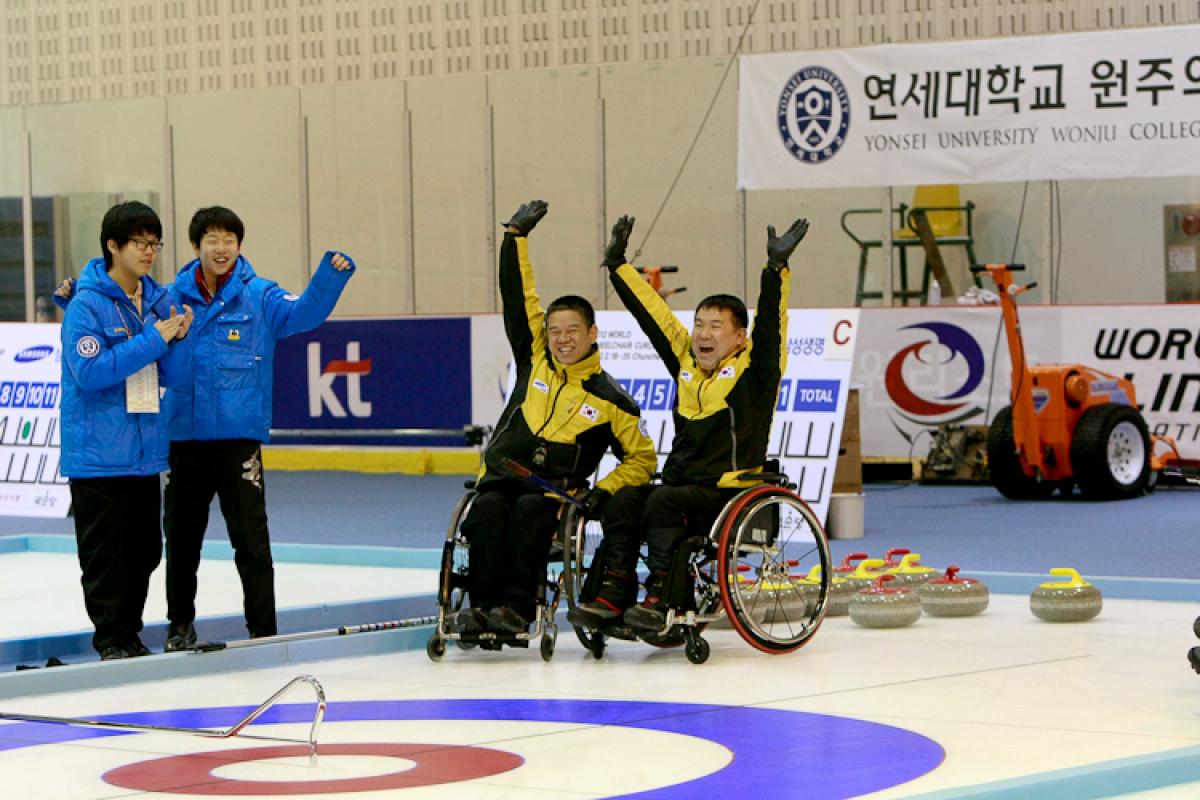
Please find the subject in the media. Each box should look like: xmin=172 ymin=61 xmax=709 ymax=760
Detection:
xmin=426 ymin=483 xmax=588 ymax=663
xmin=565 ymin=469 xmax=832 ymax=664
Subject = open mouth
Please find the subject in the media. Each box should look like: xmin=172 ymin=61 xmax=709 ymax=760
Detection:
xmin=697 ymin=345 xmax=715 ymax=357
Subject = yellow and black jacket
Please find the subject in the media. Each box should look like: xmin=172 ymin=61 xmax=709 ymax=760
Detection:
xmin=478 ymin=234 xmax=656 ymax=494
xmin=608 ymin=262 xmax=789 ymax=488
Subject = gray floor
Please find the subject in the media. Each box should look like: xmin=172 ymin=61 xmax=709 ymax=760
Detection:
xmin=4 ymin=473 xmax=1197 ymax=578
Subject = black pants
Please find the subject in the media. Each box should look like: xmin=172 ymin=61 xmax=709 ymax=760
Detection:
xmin=164 ymin=439 xmax=276 ymax=637
xmin=460 ymin=483 xmax=560 ymax=620
xmin=71 ymin=475 xmax=163 ymax=653
xmin=601 ymin=483 xmax=734 ymax=577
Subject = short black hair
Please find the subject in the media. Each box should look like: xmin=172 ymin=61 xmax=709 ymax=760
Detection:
xmin=100 ymin=201 xmax=162 ymax=267
xmin=696 ymin=294 xmax=748 ymax=330
xmin=188 ymin=206 xmax=245 ymax=247
xmin=546 ymin=295 xmax=596 ymax=328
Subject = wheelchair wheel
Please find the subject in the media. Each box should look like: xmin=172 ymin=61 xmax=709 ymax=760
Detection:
xmin=716 ymin=485 xmax=831 ymax=654
xmin=562 ymin=509 xmax=610 ymax=652
xmin=435 ymin=491 xmax=476 ymax=636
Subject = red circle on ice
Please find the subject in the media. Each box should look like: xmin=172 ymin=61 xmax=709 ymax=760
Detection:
xmin=102 ymin=742 xmax=524 ymax=795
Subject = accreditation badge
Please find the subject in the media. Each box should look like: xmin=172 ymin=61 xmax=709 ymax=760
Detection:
xmin=126 ymin=363 xmax=160 ymax=413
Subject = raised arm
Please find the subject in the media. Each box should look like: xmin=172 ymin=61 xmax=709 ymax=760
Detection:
xmin=602 ymin=216 xmax=691 ymax=377
xmin=746 ymin=218 xmax=807 ymax=384
xmin=268 ymin=251 xmax=356 ymax=339
xmin=498 ymin=200 xmax=550 ymax=364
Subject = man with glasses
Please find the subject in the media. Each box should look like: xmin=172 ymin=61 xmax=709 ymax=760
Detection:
xmin=56 ymin=206 xmax=355 ymax=651
xmin=60 ymin=201 xmax=192 ymax=660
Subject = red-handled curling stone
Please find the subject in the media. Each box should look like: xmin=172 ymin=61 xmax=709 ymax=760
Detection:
xmin=917 ymin=565 xmax=989 ymax=617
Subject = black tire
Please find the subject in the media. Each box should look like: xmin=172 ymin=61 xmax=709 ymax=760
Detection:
xmin=562 ymin=512 xmax=610 ymax=652
xmin=426 ymin=635 xmax=446 ymax=662
xmin=986 ymin=406 xmax=1056 ymax=500
xmin=716 ymin=486 xmax=831 ymax=654
xmin=540 ymin=631 xmax=556 ymax=662
xmin=685 ymin=633 xmax=710 ymax=665
xmin=1194 ymin=616 xmax=1200 ymax=639
xmin=1069 ymin=403 xmax=1150 ymax=500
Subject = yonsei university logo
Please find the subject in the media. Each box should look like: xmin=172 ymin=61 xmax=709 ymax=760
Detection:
xmin=777 ymin=66 xmax=850 ymax=163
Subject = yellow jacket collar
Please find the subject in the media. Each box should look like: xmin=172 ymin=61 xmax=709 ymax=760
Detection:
xmin=551 ymin=346 xmax=602 ymax=382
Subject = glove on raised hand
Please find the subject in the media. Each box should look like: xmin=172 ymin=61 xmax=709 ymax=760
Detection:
xmin=504 ymin=200 xmax=549 ymax=236
xmin=766 ymin=217 xmax=810 ymax=271
xmin=602 ymin=215 xmax=636 ymax=270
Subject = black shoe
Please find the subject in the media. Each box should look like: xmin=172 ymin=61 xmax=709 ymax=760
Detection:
xmin=487 ymin=606 xmax=530 ymax=634
xmin=624 ymin=603 xmax=667 ymax=631
xmin=567 ymin=599 xmax=624 ymax=629
xmin=164 ymin=623 xmax=197 ymax=653
xmin=450 ymin=608 xmax=489 ymax=635
xmin=126 ymin=639 xmax=152 ymax=657
xmin=99 ymin=645 xmax=129 ymax=661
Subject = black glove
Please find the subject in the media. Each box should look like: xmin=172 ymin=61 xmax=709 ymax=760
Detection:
xmin=503 ymin=200 xmax=549 ymax=236
xmin=602 ymin=215 xmax=636 ymax=270
xmin=766 ymin=217 xmax=810 ymax=271
xmin=582 ymin=488 xmax=612 ymax=520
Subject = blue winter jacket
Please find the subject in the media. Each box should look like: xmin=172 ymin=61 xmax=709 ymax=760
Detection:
xmin=60 ymin=259 xmax=182 ymax=478
xmin=163 ymin=251 xmax=354 ymax=442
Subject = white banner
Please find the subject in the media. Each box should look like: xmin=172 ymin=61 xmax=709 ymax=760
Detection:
xmin=0 ymin=324 xmax=69 ymax=518
xmin=739 ymin=24 xmax=1200 ymax=189
xmin=852 ymin=304 xmax=1200 ymax=462
xmin=593 ymin=308 xmax=859 ymax=524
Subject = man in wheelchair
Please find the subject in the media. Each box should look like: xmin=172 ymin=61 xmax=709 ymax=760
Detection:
xmin=453 ymin=200 xmax=656 ymax=637
xmin=568 ymin=214 xmax=810 ymax=634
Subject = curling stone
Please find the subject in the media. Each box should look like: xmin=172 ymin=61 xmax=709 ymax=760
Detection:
xmin=822 ymin=568 xmax=857 ymax=617
xmin=794 ymin=565 xmax=826 ymax=613
xmin=1030 ymin=567 xmax=1102 ymax=623
xmin=835 ymin=552 xmax=870 ymax=576
xmin=887 ymin=553 xmax=941 ymax=586
xmin=849 ymin=575 xmax=922 ymax=629
xmin=712 ymin=574 xmax=769 ymax=628
xmin=843 ymin=558 xmax=889 ymax=592
xmin=883 ymin=547 xmax=910 ymax=568
xmin=917 ymin=565 xmax=989 ymax=617
xmin=760 ymin=578 xmax=808 ymax=624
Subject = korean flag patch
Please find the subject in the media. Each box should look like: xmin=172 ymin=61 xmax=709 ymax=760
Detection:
xmin=679 ymin=370 xmax=693 ymax=382
xmin=717 ymin=365 xmax=736 ymax=379
xmin=532 ymin=378 xmax=549 ymax=393
xmin=579 ymin=403 xmax=599 ymax=422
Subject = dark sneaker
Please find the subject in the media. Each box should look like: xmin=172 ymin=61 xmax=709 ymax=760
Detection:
xmin=164 ymin=623 xmax=197 ymax=653
xmin=487 ymin=606 xmax=530 ymax=634
xmin=624 ymin=603 xmax=667 ymax=631
xmin=567 ymin=598 xmax=623 ymax=629
xmin=126 ymin=639 xmax=152 ymax=657
xmin=99 ymin=645 xmax=129 ymax=661
xmin=450 ymin=608 xmax=489 ymax=635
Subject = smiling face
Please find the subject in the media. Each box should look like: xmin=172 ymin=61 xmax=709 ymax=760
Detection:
xmin=546 ymin=308 xmax=598 ymax=366
xmin=691 ymin=307 xmax=747 ymax=373
xmin=194 ymin=227 xmax=242 ymax=284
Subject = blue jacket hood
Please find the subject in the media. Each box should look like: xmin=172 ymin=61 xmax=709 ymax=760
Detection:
xmin=77 ymin=257 xmax=170 ymax=308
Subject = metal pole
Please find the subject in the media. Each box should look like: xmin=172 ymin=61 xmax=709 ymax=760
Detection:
xmin=597 ymin=89 xmax=608 ymax=308
xmin=881 ymin=186 xmax=894 ymax=306
xmin=1 ymin=675 xmax=326 ymax=765
xmin=403 ymin=102 xmax=417 ymax=314
xmin=162 ymin=115 xmax=178 ymax=280
xmin=299 ymin=104 xmax=313 ymax=281
xmin=21 ymin=131 xmax=35 ymax=322
xmin=484 ymin=90 xmax=498 ymax=313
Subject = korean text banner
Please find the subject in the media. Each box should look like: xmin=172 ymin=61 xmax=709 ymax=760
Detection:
xmin=738 ymin=24 xmax=1200 ymax=190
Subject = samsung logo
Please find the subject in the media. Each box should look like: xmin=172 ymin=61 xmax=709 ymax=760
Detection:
xmin=15 ymin=345 xmax=54 ymax=363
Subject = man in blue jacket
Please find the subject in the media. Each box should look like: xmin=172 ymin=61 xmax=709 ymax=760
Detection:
xmin=162 ymin=207 xmax=355 ymax=650
xmin=60 ymin=201 xmax=192 ymax=660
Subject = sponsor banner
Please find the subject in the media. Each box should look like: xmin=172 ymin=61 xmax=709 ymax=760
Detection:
xmin=272 ymin=318 xmax=472 ymax=446
xmin=853 ymin=304 xmax=1200 ymax=461
xmin=0 ymin=324 xmax=69 ymax=518
xmin=738 ymin=24 xmax=1200 ymax=189
xmin=592 ymin=308 xmax=859 ymax=524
